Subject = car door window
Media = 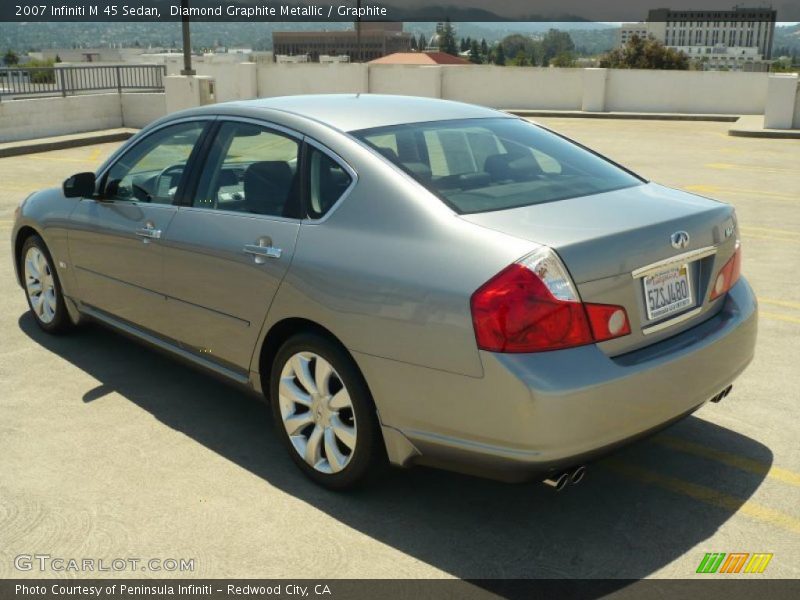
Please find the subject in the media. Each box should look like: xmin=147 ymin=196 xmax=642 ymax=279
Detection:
xmin=307 ymin=146 xmax=353 ymax=219
xmin=193 ymin=122 xmax=301 ymax=218
xmin=103 ymin=122 xmax=205 ymax=204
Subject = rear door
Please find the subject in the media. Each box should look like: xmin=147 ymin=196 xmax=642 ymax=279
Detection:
xmin=68 ymin=119 xmax=210 ymax=333
xmin=160 ymin=119 xmax=303 ymax=371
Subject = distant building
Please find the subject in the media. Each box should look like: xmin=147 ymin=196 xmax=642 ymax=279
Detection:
xmin=275 ymin=54 xmax=310 ymax=64
xmin=618 ymin=23 xmax=650 ymax=46
xmin=272 ymin=22 xmax=412 ymax=62
xmin=319 ymin=55 xmax=351 ymax=64
xmin=369 ymin=52 xmax=472 ymax=65
xmin=616 ymin=6 xmax=777 ymax=71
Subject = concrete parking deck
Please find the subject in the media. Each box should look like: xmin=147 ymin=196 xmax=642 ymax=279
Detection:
xmin=0 ymin=119 xmax=798 ymax=581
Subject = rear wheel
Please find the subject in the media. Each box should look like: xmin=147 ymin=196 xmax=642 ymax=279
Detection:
xmin=21 ymin=235 xmax=73 ymax=334
xmin=270 ymin=332 xmax=385 ymax=489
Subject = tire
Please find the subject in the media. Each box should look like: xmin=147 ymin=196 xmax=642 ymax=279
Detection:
xmin=270 ymin=332 xmax=386 ymax=490
xmin=20 ymin=234 xmax=73 ymax=334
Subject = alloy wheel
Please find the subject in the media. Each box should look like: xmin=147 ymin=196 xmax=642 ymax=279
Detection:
xmin=24 ymin=246 xmax=58 ymax=324
xmin=278 ymin=352 xmax=358 ymax=474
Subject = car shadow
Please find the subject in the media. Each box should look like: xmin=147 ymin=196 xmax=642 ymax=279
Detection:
xmin=18 ymin=313 xmax=773 ymax=583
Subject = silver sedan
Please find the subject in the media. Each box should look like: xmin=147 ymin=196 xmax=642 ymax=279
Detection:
xmin=11 ymin=95 xmax=757 ymax=490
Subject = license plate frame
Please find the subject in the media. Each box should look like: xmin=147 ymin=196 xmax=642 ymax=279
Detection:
xmin=643 ymin=263 xmax=694 ymax=321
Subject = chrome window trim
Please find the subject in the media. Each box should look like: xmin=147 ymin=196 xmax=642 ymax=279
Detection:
xmin=178 ymin=115 xmax=306 ymax=222
xmin=631 ymin=246 xmax=717 ymax=279
xmin=301 ymin=136 xmax=359 ymax=224
xmin=641 ymin=306 xmax=704 ymax=335
xmin=95 ymin=116 xmax=217 ymax=184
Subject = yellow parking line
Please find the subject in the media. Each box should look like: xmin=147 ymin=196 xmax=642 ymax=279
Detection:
xmin=683 ymin=185 xmax=797 ymax=201
xmin=27 ymin=155 xmax=96 ymax=164
xmin=760 ymin=298 xmax=800 ymax=310
xmin=705 ymin=162 xmax=797 ymax=174
xmin=604 ymin=459 xmax=800 ymax=535
xmin=652 ymin=435 xmax=800 ymax=488
xmin=760 ymin=311 xmax=800 ymax=325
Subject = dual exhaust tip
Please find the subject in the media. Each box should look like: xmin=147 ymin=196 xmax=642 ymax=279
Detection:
xmin=710 ymin=384 xmax=733 ymax=404
xmin=543 ymin=465 xmax=586 ymax=492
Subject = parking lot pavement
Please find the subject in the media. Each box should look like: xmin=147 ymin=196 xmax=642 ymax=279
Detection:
xmin=0 ymin=121 xmax=798 ymax=581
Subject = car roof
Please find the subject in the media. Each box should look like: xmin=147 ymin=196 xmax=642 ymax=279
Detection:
xmin=215 ymin=94 xmax=510 ymax=132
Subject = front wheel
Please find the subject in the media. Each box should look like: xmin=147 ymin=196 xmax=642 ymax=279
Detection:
xmin=20 ymin=235 xmax=73 ymax=334
xmin=270 ymin=333 xmax=385 ymax=490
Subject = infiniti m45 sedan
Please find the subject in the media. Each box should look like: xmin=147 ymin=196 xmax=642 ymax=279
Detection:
xmin=12 ymin=95 xmax=757 ymax=490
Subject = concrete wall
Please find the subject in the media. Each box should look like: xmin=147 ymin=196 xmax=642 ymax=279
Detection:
xmin=0 ymin=94 xmax=121 ymax=142
xmin=0 ymin=93 xmax=167 ymax=143
xmin=795 ymin=82 xmax=800 ymax=129
xmin=605 ymin=70 xmax=768 ymax=114
xmin=369 ymin=65 xmax=442 ymax=98
xmin=120 ymin=93 xmax=167 ymax=128
xmin=442 ymin=66 xmax=584 ymax=110
xmin=256 ymin=63 xmax=368 ymax=97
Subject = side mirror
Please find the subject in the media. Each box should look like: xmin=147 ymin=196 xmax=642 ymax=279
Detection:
xmin=63 ymin=172 xmax=96 ymax=198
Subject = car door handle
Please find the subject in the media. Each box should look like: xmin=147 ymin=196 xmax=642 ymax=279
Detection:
xmin=135 ymin=227 xmax=162 ymax=240
xmin=244 ymin=244 xmax=282 ymax=259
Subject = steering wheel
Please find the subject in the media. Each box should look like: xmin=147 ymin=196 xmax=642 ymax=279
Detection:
xmin=152 ymin=164 xmax=185 ymax=200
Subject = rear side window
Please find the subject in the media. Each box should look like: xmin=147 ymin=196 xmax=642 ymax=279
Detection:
xmin=306 ymin=146 xmax=353 ymax=219
xmin=353 ymin=118 xmax=642 ymax=214
xmin=192 ymin=122 xmax=301 ymax=218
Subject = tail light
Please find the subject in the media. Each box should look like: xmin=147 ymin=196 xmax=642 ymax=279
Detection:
xmin=710 ymin=241 xmax=742 ymax=301
xmin=471 ymin=247 xmax=630 ymax=353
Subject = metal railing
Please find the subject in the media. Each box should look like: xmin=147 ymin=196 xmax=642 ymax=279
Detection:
xmin=0 ymin=65 xmax=167 ymax=101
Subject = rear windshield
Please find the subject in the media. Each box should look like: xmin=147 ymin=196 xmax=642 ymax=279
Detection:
xmin=352 ymin=118 xmax=643 ymax=214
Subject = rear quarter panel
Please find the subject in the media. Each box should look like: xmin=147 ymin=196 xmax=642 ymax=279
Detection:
xmin=257 ymin=129 xmax=535 ymax=378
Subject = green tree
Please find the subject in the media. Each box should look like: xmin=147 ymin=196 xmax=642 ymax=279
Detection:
xmin=440 ymin=20 xmax=459 ymax=56
xmin=539 ymin=29 xmax=575 ymax=66
xmin=493 ymin=43 xmax=506 ymax=66
xmin=410 ymin=35 xmax=418 ymax=51
xmin=3 ymin=49 xmax=19 ymax=66
xmin=551 ymin=52 xmax=577 ymax=67
xmin=459 ymin=37 xmax=468 ymax=52
xmin=510 ymin=50 xmax=530 ymax=66
xmin=468 ymin=40 xmax=482 ymax=64
xmin=599 ymin=35 xmax=689 ymax=70
xmin=417 ymin=33 xmax=427 ymax=51
xmin=480 ymin=38 xmax=488 ymax=57
xmin=501 ymin=34 xmax=536 ymax=61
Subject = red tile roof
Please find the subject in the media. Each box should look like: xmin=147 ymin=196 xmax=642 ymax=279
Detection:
xmin=370 ymin=52 xmax=472 ymax=65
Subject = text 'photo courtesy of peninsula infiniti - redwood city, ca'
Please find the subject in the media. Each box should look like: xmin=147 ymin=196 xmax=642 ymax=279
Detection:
xmin=12 ymin=94 xmax=757 ymax=490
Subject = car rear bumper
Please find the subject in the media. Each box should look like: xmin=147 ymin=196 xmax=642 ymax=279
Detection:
xmin=358 ymin=277 xmax=757 ymax=482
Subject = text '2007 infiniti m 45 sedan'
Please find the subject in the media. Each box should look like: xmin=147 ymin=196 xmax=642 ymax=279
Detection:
xmin=12 ymin=95 xmax=757 ymax=490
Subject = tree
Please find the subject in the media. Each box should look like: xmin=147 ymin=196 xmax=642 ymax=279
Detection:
xmin=599 ymin=35 xmax=689 ymax=70
xmin=510 ymin=50 xmax=530 ymax=66
xmin=468 ymin=40 xmax=482 ymax=64
xmin=480 ymin=38 xmax=488 ymax=57
xmin=417 ymin=33 xmax=427 ymax=51
xmin=410 ymin=35 xmax=418 ymax=51
xmin=539 ymin=29 xmax=575 ymax=66
xmin=550 ymin=52 xmax=576 ymax=67
xmin=54 ymin=54 xmax=62 ymax=63
xmin=3 ymin=49 xmax=19 ymax=66
xmin=459 ymin=37 xmax=468 ymax=52
xmin=501 ymin=34 xmax=536 ymax=62
xmin=493 ymin=43 xmax=506 ymax=66
xmin=440 ymin=20 xmax=459 ymax=56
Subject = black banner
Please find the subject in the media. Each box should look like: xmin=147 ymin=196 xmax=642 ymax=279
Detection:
xmin=4 ymin=580 xmax=800 ymax=600
xmin=1 ymin=1 xmax=798 ymax=23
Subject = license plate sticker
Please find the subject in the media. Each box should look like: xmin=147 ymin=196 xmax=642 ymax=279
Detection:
xmin=643 ymin=264 xmax=693 ymax=321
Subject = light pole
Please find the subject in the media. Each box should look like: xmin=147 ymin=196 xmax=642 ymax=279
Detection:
xmin=180 ymin=0 xmax=195 ymax=75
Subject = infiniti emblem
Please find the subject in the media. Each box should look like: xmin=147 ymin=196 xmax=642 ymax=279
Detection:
xmin=670 ymin=231 xmax=690 ymax=250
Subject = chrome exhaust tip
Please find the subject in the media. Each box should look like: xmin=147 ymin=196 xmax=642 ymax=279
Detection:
xmin=569 ymin=465 xmax=587 ymax=485
xmin=542 ymin=472 xmax=569 ymax=491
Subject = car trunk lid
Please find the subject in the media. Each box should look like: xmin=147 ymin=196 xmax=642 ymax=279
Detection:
xmin=461 ymin=183 xmax=739 ymax=354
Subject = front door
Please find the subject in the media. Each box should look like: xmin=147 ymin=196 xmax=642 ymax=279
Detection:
xmin=68 ymin=120 xmax=208 ymax=334
xmin=160 ymin=120 xmax=303 ymax=370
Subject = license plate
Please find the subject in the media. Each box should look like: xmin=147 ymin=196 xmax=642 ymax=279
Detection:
xmin=643 ymin=264 xmax=693 ymax=320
